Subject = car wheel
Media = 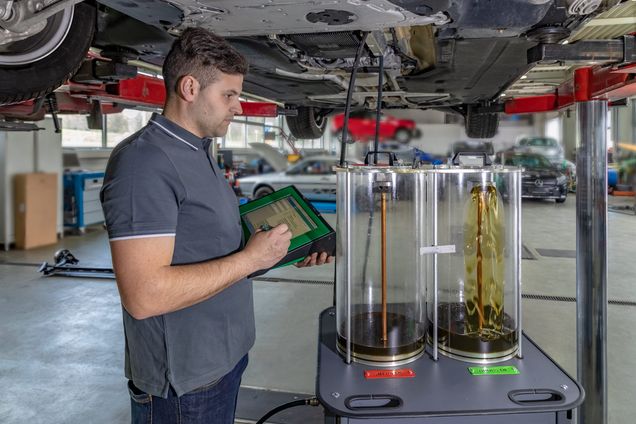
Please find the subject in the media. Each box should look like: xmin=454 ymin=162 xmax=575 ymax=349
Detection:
xmin=394 ymin=128 xmax=412 ymax=144
xmin=556 ymin=197 xmax=566 ymax=203
xmin=254 ymin=185 xmax=274 ymax=199
xmin=286 ymin=106 xmax=327 ymax=139
xmin=0 ymin=2 xmax=96 ymax=105
xmin=465 ymin=106 xmax=499 ymax=139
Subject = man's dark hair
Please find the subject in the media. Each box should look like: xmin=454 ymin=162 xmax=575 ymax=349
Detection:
xmin=162 ymin=28 xmax=248 ymax=98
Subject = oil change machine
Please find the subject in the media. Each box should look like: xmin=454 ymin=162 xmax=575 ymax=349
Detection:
xmin=316 ymin=155 xmax=583 ymax=423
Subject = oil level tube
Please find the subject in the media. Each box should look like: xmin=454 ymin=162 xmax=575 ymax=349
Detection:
xmin=381 ymin=191 xmax=388 ymax=345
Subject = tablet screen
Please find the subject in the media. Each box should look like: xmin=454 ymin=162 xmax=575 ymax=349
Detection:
xmin=242 ymin=195 xmax=317 ymax=238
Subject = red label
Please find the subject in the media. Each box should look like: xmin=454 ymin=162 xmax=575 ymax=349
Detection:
xmin=364 ymin=369 xmax=415 ymax=379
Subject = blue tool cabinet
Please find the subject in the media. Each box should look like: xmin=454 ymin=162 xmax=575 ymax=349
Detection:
xmin=63 ymin=171 xmax=105 ymax=231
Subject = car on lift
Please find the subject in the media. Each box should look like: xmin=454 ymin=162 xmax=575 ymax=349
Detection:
xmin=0 ymin=0 xmax=617 ymax=138
xmin=331 ymin=110 xmax=419 ymax=144
xmin=496 ymin=150 xmax=568 ymax=203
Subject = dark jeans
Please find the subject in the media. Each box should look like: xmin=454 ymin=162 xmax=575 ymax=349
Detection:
xmin=129 ymin=354 xmax=248 ymax=424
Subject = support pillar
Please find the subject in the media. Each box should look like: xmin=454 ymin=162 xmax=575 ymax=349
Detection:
xmin=576 ymin=98 xmax=608 ymax=424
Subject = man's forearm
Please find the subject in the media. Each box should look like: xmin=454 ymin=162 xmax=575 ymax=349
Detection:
xmin=120 ymin=250 xmax=256 ymax=320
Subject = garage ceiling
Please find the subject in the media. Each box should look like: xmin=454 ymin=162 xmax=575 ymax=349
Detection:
xmin=504 ymin=0 xmax=636 ymax=99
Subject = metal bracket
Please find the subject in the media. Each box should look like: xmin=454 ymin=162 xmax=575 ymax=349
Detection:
xmin=0 ymin=120 xmax=43 ymax=131
xmin=527 ymin=37 xmax=635 ymax=65
xmin=621 ymin=35 xmax=636 ymax=66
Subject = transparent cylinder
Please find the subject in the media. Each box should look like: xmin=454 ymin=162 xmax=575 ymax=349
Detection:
xmin=336 ymin=166 xmax=427 ymax=365
xmin=426 ymin=166 xmax=522 ymax=363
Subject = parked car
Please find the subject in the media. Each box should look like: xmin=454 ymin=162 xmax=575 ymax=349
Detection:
xmin=237 ymin=155 xmax=342 ymax=201
xmin=332 ymin=111 xmax=419 ymax=144
xmin=0 ymin=1 xmax=612 ymax=138
xmin=517 ymin=137 xmax=565 ymax=164
xmin=496 ymin=151 xmax=568 ymax=203
xmin=228 ymin=149 xmax=282 ymax=178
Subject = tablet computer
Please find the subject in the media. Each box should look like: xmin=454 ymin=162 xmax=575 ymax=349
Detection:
xmin=239 ymin=185 xmax=335 ymax=276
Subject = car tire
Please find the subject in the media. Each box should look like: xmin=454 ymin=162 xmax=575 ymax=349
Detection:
xmin=465 ymin=106 xmax=499 ymax=139
xmin=394 ymin=128 xmax=412 ymax=144
xmin=254 ymin=185 xmax=274 ymax=199
xmin=0 ymin=3 xmax=96 ymax=105
xmin=286 ymin=106 xmax=327 ymax=139
xmin=556 ymin=197 xmax=566 ymax=203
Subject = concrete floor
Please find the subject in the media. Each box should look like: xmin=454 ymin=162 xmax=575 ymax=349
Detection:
xmin=0 ymin=194 xmax=635 ymax=423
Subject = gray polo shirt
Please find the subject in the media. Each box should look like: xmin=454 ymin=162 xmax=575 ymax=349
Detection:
xmin=100 ymin=113 xmax=255 ymax=398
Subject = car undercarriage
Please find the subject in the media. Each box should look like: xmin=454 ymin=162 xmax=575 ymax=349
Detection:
xmin=0 ymin=0 xmax=625 ymax=138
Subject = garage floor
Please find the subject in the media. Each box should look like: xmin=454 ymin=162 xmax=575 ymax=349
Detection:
xmin=0 ymin=195 xmax=635 ymax=424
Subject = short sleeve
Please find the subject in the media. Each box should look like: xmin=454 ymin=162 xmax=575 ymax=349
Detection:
xmin=100 ymin=141 xmax=185 ymax=240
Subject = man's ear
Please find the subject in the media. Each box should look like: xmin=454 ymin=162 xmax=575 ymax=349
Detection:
xmin=176 ymin=75 xmax=200 ymax=102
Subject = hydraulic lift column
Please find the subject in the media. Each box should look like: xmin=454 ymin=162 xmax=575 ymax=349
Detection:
xmin=575 ymin=68 xmax=608 ymax=424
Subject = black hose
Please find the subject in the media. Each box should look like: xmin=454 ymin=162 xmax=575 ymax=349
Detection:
xmin=255 ymin=397 xmax=320 ymax=424
xmin=373 ymin=53 xmax=384 ymax=165
xmin=339 ymin=31 xmax=369 ymax=166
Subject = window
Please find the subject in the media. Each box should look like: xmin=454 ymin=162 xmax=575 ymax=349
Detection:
xmin=504 ymin=154 xmax=552 ymax=169
xmin=545 ymin=117 xmax=561 ymax=144
xmin=60 ymin=114 xmax=102 ymax=147
xmin=225 ymin=118 xmax=247 ymax=148
xmin=246 ymin=123 xmax=264 ymax=145
xmin=107 ymin=109 xmax=153 ymax=147
xmin=288 ymin=160 xmax=336 ymax=175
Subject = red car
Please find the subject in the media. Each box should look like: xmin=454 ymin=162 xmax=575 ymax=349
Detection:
xmin=331 ymin=111 xmax=420 ymax=144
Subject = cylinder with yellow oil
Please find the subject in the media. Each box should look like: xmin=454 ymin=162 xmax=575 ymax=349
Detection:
xmin=426 ymin=165 xmax=522 ymax=363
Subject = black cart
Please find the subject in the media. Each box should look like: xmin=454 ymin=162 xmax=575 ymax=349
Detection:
xmin=317 ymin=308 xmax=584 ymax=423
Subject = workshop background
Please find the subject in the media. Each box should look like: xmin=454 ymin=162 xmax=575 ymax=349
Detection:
xmin=1 ymin=1 xmax=636 ymax=423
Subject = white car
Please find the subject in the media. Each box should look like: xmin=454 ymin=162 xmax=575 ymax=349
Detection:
xmin=237 ymin=155 xmax=341 ymax=202
xmin=517 ymin=137 xmax=565 ymax=165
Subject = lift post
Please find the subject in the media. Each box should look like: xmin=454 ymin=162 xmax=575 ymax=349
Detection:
xmin=505 ymin=64 xmax=631 ymax=424
xmin=574 ymin=73 xmax=608 ymax=424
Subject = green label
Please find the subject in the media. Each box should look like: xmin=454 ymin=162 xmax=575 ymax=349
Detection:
xmin=468 ymin=366 xmax=520 ymax=376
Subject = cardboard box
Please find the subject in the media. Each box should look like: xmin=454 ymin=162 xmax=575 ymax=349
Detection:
xmin=14 ymin=173 xmax=58 ymax=249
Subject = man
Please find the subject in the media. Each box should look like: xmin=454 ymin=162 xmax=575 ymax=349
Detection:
xmin=100 ymin=28 xmax=332 ymax=423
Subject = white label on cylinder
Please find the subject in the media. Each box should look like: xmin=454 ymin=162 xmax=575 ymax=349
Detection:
xmin=420 ymin=245 xmax=456 ymax=255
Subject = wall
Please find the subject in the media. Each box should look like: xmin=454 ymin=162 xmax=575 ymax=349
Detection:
xmin=0 ymin=118 xmax=63 ymax=248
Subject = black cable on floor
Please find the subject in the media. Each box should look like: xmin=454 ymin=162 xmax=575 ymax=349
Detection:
xmin=255 ymin=398 xmax=320 ymax=424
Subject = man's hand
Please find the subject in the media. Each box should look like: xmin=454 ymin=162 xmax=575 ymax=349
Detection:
xmin=243 ymin=224 xmax=292 ymax=271
xmin=295 ymin=251 xmax=334 ymax=268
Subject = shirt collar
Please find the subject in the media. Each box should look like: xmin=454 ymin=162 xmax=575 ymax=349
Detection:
xmin=149 ymin=113 xmax=214 ymax=152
